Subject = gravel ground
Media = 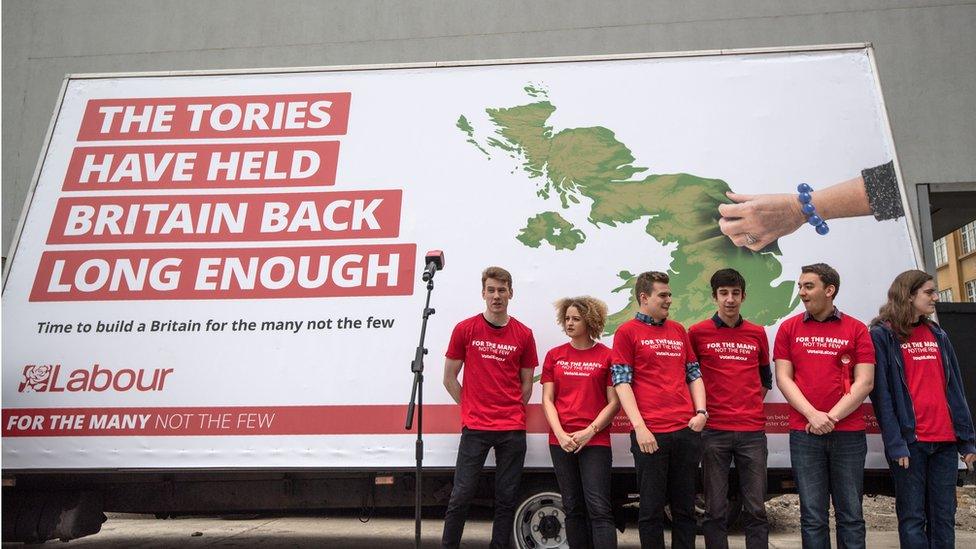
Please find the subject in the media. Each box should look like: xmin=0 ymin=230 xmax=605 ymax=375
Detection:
xmin=766 ymin=486 xmax=976 ymax=532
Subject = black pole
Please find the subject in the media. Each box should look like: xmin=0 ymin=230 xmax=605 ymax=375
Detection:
xmin=406 ymin=274 xmax=436 ymax=549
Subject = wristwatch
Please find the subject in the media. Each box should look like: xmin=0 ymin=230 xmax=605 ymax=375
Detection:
xmin=695 ymin=409 xmax=709 ymax=418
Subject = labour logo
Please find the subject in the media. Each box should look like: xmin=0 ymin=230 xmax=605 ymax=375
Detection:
xmin=19 ymin=364 xmax=54 ymax=392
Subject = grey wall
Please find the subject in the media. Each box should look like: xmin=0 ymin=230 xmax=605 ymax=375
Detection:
xmin=4 ymin=0 xmax=976 ymax=254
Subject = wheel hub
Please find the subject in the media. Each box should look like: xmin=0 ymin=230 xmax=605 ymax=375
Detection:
xmin=536 ymin=512 xmax=562 ymax=539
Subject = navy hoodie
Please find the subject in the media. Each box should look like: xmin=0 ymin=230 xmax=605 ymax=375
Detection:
xmin=870 ymin=321 xmax=976 ymax=461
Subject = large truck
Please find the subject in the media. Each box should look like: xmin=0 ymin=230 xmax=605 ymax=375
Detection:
xmin=1 ymin=44 xmax=949 ymax=547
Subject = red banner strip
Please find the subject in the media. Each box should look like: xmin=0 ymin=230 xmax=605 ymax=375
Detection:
xmin=2 ymin=403 xmax=879 ymax=437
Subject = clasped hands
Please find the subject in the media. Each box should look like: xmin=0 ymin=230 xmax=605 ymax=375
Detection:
xmin=805 ymin=410 xmax=840 ymax=435
xmin=557 ymin=425 xmax=598 ymax=453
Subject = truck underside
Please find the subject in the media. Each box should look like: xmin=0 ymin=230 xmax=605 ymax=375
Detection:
xmin=1 ymin=467 xmax=900 ymax=544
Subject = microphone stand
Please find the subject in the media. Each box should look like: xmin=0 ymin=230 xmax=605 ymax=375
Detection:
xmin=405 ymin=268 xmax=436 ymax=549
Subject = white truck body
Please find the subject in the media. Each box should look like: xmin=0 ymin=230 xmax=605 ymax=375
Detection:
xmin=2 ymin=44 xmax=920 ymax=473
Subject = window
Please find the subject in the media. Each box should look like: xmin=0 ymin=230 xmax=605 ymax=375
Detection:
xmin=939 ymin=288 xmax=953 ymax=302
xmin=966 ymin=280 xmax=976 ymax=303
xmin=934 ymin=236 xmax=948 ymax=266
xmin=962 ymin=221 xmax=976 ymax=255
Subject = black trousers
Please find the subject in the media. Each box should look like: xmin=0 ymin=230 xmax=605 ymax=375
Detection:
xmin=631 ymin=427 xmax=702 ymax=549
xmin=701 ymin=429 xmax=768 ymax=549
xmin=442 ymin=428 xmax=526 ymax=549
xmin=549 ymin=444 xmax=617 ymax=549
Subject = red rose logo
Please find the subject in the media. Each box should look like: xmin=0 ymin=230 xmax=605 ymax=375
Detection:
xmin=19 ymin=364 xmax=53 ymax=392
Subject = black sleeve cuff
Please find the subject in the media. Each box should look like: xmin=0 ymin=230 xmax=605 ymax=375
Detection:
xmin=862 ymin=161 xmax=903 ymax=221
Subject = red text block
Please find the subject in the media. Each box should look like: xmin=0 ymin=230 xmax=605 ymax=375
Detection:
xmin=62 ymin=141 xmax=339 ymax=191
xmin=77 ymin=93 xmax=351 ymax=140
xmin=47 ymin=190 xmax=402 ymax=244
xmin=30 ymin=244 xmax=416 ymax=302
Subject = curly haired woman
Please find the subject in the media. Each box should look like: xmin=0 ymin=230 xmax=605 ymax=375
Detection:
xmin=541 ymin=296 xmax=620 ymax=549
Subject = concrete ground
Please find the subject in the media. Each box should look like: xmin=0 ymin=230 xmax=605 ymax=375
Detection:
xmin=5 ymin=510 xmax=976 ymax=548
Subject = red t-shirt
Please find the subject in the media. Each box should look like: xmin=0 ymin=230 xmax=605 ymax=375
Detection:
xmin=445 ymin=314 xmax=538 ymax=431
xmin=541 ymin=342 xmax=613 ymax=446
xmin=611 ymin=318 xmax=697 ymax=433
xmin=901 ymin=324 xmax=955 ymax=442
xmin=773 ymin=311 xmax=875 ymax=431
xmin=689 ymin=317 xmax=770 ymax=431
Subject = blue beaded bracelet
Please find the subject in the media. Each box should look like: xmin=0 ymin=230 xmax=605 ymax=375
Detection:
xmin=797 ymin=183 xmax=829 ymax=235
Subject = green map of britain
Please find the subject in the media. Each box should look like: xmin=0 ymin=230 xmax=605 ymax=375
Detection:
xmin=458 ymin=86 xmax=798 ymax=333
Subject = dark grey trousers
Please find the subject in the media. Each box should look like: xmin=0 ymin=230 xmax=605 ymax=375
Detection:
xmin=701 ymin=429 xmax=769 ymax=549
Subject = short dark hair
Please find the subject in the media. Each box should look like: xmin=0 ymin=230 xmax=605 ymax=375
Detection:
xmin=710 ymin=268 xmax=746 ymax=298
xmin=801 ymin=263 xmax=840 ymax=297
xmin=482 ymin=266 xmax=513 ymax=290
xmin=634 ymin=271 xmax=669 ymax=302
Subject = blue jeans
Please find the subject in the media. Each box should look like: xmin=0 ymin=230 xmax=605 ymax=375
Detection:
xmin=549 ymin=445 xmax=617 ymax=549
xmin=790 ymin=430 xmax=866 ymax=549
xmin=890 ymin=441 xmax=958 ymax=549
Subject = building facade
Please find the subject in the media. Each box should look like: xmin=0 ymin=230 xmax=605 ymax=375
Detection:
xmin=935 ymin=220 xmax=976 ymax=302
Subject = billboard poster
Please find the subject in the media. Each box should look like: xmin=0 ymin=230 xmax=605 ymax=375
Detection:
xmin=2 ymin=47 xmax=917 ymax=469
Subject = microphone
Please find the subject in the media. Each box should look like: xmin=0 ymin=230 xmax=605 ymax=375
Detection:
xmin=422 ymin=250 xmax=445 ymax=282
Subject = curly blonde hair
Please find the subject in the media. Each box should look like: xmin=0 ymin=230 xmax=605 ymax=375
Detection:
xmin=555 ymin=296 xmax=608 ymax=340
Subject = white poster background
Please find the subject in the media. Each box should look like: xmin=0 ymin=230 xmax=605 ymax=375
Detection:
xmin=2 ymin=48 xmax=916 ymax=469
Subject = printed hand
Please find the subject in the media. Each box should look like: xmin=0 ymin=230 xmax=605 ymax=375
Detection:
xmin=556 ymin=431 xmax=578 ymax=453
xmin=718 ymin=192 xmax=806 ymax=251
xmin=896 ymin=457 xmax=910 ymax=469
xmin=805 ymin=411 xmax=836 ymax=435
xmin=570 ymin=426 xmax=596 ymax=453
xmin=635 ymin=425 xmax=658 ymax=454
xmin=688 ymin=414 xmax=707 ymax=432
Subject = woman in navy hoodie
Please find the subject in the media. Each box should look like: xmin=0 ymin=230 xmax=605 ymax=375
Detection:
xmin=870 ymin=269 xmax=976 ymax=548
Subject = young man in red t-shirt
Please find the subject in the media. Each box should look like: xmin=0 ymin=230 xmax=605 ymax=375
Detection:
xmin=774 ymin=263 xmax=875 ymax=549
xmin=612 ymin=270 xmax=706 ymax=549
xmin=689 ymin=268 xmax=770 ymax=549
xmin=441 ymin=266 xmax=538 ymax=549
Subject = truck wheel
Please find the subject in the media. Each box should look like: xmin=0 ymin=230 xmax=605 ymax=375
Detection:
xmin=512 ymin=490 xmax=568 ymax=549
